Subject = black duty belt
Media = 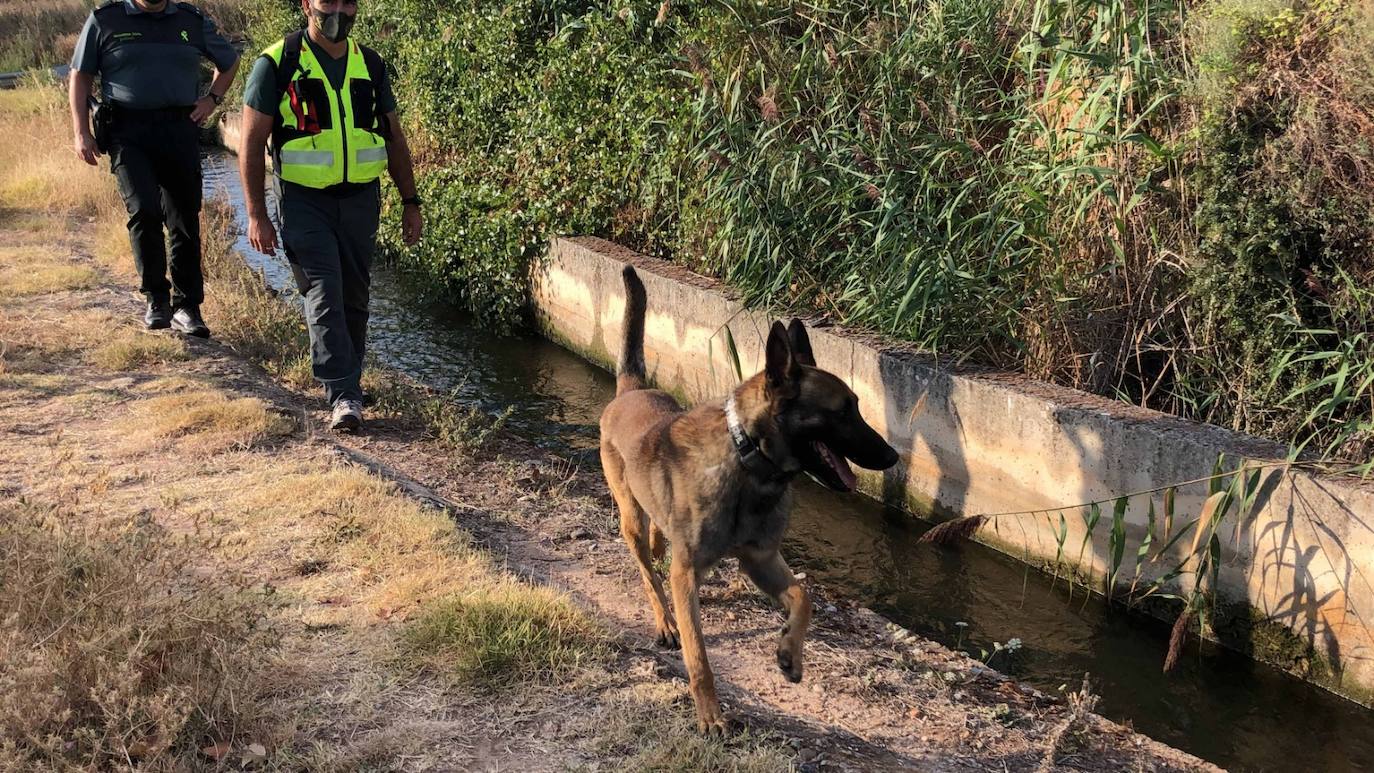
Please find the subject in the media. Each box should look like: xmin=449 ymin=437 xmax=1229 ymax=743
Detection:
xmin=110 ymin=104 xmax=195 ymax=122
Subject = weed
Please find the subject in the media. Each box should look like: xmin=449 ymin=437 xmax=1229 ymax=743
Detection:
xmin=419 ymin=391 xmax=513 ymax=456
xmin=1038 ymin=675 xmax=1101 ymax=772
xmin=400 ymin=581 xmax=605 ymax=687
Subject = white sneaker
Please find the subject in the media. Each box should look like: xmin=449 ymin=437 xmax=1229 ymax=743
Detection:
xmin=330 ymin=398 xmax=363 ymax=432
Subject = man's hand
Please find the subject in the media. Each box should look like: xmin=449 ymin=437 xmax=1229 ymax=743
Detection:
xmin=402 ymin=203 xmax=423 ymax=246
xmin=248 ymin=214 xmax=278 ymax=255
xmin=75 ymin=132 xmax=100 ymax=165
xmin=190 ymin=96 xmax=216 ymax=126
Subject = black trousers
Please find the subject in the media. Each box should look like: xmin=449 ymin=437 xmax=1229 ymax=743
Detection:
xmin=108 ymin=112 xmax=203 ymax=310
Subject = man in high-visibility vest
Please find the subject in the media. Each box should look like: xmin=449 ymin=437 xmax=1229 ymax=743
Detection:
xmin=239 ymin=0 xmax=422 ymax=432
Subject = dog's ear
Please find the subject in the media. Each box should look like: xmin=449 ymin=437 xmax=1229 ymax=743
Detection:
xmin=787 ymin=318 xmax=815 ymax=366
xmin=765 ymin=320 xmax=801 ymax=396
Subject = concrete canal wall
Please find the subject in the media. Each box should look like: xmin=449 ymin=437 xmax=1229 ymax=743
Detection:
xmin=531 ymin=235 xmax=1374 ymax=702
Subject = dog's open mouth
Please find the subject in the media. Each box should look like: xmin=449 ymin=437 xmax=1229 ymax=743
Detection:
xmin=813 ymin=441 xmax=857 ymax=492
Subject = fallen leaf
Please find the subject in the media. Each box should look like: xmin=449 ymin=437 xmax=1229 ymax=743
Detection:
xmin=202 ymin=741 xmax=232 ymax=760
xmin=240 ymin=742 xmax=267 ymax=766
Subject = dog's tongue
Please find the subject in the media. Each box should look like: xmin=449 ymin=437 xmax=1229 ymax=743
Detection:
xmin=815 ymin=441 xmax=857 ymax=491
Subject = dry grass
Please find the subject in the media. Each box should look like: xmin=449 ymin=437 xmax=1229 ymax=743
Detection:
xmin=0 ymin=243 xmax=101 ymax=297
xmin=0 ymin=261 xmax=99 ymax=296
xmin=221 ymin=464 xmax=487 ymax=620
xmin=216 ymin=462 xmax=607 ymax=688
xmin=592 ymin=683 xmax=794 ymax=773
xmin=0 ymin=370 xmax=72 ymax=393
xmin=0 ymin=0 xmax=252 ymax=72
xmin=0 ymin=307 xmax=119 ymax=374
xmin=92 ymin=329 xmax=189 ymax=371
xmin=118 ymin=389 xmax=296 ymax=454
xmin=0 ymin=86 xmax=119 ymax=214
xmin=0 ymin=499 xmax=270 ymax=771
xmin=0 ymin=0 xmax=87 ymax=71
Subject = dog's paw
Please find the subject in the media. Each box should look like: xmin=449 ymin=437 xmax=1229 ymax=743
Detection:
xmin=776 ymin=645 xmax=803 ymax=683
xmin=655 ymin=626 xmax=681 ymax=650
xmin=696 ymin=707 xmax=728 ymax=737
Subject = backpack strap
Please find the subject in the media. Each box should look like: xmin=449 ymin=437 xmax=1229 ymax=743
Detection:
xmin=358 ymin=43 xmax=393 ymax=140
xmin=273 ymin=30 xmax=306 ymax=104
xmin=359 ymin=44 xmax=386 ymax=91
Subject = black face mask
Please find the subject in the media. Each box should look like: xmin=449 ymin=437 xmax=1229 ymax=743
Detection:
xmin=313 ymin=8 xmax=355 ymax=43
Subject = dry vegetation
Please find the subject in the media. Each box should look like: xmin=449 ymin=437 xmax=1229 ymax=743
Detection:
xmin=0 ymin=0 xmax=88 ymax=72
xmin=0 ymin=499 xmax=271 ymax=770
xmin=0 ymin=0 xmax=254 ymax=72
xmin=0 ymin=82 xmax=802 ymax=771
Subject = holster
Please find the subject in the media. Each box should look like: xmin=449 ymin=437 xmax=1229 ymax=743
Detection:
xmin=89 ymin=96 xmax=111 ymax=153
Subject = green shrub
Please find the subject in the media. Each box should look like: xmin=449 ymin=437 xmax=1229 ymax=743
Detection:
xmin=1184 ymin=0 xmax=1374 ymax=457
xmin=242 ymin=0 xmax=1374 ymax=462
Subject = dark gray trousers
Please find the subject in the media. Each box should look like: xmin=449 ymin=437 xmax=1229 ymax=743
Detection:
xmin=278 ymin=181 xmax=380 ymax=406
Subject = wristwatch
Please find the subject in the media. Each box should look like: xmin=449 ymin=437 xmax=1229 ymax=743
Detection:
xmin=206 ymin=91 xmax=223 ymax=106
xmin=401 ymin=195 xmax=423 ymax=208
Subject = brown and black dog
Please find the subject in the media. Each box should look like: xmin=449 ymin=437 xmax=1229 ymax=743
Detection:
xmin=599 ymin=266 xmax=900 ymax=734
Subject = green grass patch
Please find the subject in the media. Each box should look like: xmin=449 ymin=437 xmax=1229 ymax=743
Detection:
xmin=401 ymin=581 xmax=605 ymax=687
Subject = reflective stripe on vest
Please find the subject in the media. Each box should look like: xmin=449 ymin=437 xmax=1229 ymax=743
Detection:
xmin=280 ymin=149 xmax=335 ymax=166
xmin=355 ymin=147 xmax=388 ymax=164
xmin=262 ymin=37 xmax=388 ymax=189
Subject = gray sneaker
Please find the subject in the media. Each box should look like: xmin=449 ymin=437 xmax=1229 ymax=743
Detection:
xmin=330 ymin=398 xmax=363 ymax=432
xmin=171 ymin=306 xmax=210 ymax=338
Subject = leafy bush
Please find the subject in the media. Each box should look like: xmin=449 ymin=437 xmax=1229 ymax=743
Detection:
xmin=1186 ymin=0 xmax=1374 ymax=458
xmin=359 ymin=0 xmax=692 ymax=328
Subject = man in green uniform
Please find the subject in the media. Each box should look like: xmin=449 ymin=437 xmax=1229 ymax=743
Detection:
xmin=238 ymin=0 xmax=422 ymax=432
xmin=70 ymin=0 xmax=240 ymax=337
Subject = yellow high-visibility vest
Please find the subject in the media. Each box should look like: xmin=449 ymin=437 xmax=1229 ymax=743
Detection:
xmin=262 ymin=35 xmax=388 ymax=188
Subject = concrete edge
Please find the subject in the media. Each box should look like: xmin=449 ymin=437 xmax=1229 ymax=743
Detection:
xmin=531 ymin=234 xmax=1374 ymax=704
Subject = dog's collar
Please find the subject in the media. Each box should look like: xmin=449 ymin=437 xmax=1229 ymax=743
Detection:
xmin=725 ymin=393 xmax=791 ymax=482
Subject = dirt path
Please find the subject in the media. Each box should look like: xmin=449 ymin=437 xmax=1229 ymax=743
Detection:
xmin=0 ymin=201 xmax=1218 ymax=771
xmin=338 ymin=412 xmax=1220 ymax=772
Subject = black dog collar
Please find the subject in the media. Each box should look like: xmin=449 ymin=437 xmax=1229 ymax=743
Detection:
xmin=725 ymin=393 xmax=792 ymax=482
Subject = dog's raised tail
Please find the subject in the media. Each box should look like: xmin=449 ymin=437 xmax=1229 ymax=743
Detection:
xmin=617 ymin=265 xmax=648 ymax=395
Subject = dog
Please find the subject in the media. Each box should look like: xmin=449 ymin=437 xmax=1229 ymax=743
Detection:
xmin=598 ymin=265 xmax=901 ymax=734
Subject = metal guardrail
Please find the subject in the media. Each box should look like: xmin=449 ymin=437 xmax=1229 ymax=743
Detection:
xmin=0 ymin=65 xmax=70 ymax=89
